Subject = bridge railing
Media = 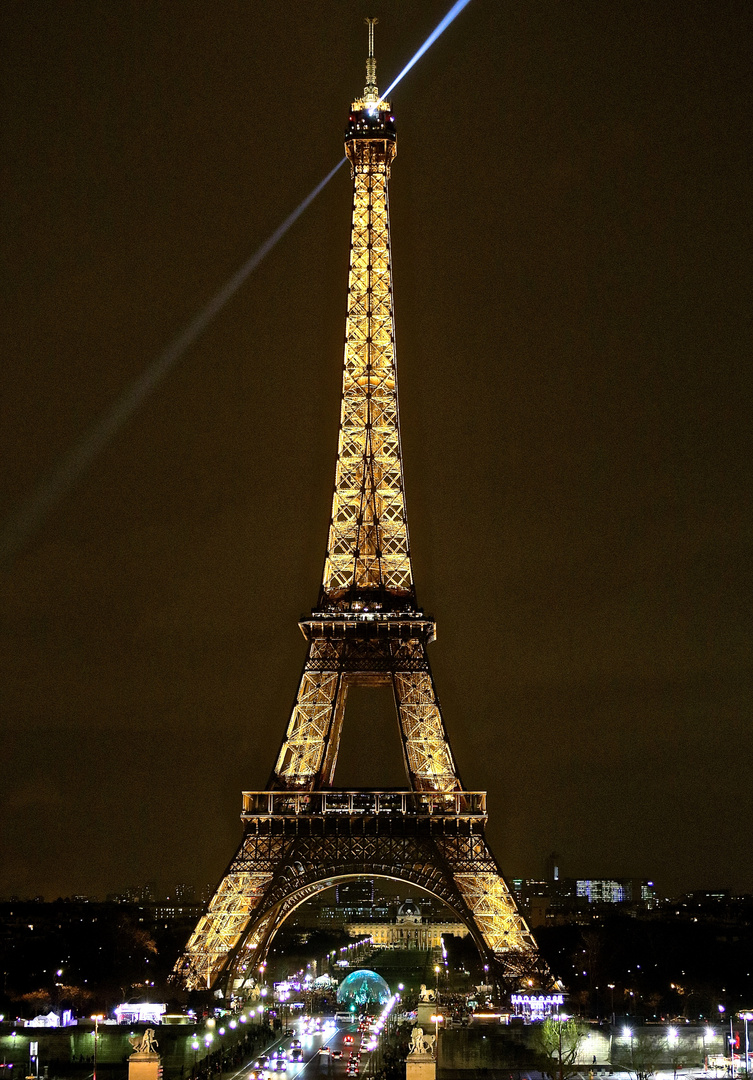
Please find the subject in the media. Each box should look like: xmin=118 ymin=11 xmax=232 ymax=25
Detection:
xmin=241 ymin=789 xmax=487 ymax=819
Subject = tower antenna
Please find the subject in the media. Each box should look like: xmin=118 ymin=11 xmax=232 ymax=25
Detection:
xmin=364 ymin=16 xmax=378 ymax=101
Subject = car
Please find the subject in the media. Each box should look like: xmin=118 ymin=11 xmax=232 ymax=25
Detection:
xmin=318 ymin=1046 xmax=330 ymax=1056
xmin=344 ymin=1035 xmax=354 ymax=1045
xmin=274 ymin=1062 xmax=287 ymax=1073
xmin=331 ymin=1050 xmax=342 ymax=1059
xmin=284 ymin=1028 xmax=295 ymax=1036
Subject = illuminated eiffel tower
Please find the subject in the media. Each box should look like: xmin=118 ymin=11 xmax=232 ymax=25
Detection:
xmin=175 ymin=22 xmax=548 ymax=996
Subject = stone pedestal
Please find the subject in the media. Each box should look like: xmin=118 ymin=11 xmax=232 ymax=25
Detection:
xmin=406 ymin=1053 xmax=436 ymax=1080
xmin=128 ymin=1052 xmax=161 ymax=1080
xmin=416 ymin=1002 xmax=438 ymax=1029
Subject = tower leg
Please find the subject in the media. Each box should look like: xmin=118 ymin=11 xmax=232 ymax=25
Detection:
xmin=272 ymin=640 xmax=346 ymax=788
xmin=393 ymin=663 xmax=460 ymax=792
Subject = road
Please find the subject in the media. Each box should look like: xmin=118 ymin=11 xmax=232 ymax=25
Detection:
xmin=241 ymin=1017 xmax=385 ymax=1080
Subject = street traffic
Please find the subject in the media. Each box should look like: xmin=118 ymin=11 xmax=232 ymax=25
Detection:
xmin=244 ymin=1013 xmax=387 ymax=1080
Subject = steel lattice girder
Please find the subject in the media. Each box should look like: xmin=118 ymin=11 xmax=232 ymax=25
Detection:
xmin=173 ymin=818 xmax=545 ymax=992
xmin=323 ymin=155 xmax=412 ymax=599
xmin=273 ymin=629 xmax=461 ymax=791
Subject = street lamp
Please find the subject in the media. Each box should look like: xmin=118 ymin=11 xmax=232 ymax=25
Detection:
xmin=739 ymin=1013 xmax=752 ymax=1078
xmin=719 ymin=1010 xmax=736 ymax=1078
xmin=669 ymin=1026 xmax=679 ymax=1080
xmin=623 ymin=1026 xmax=634 ymax=1071
xmin=90 ymin=1015 xmax=104 ymax=1080
xmin=608 ymin=984 xmax=615 ymax=1025
xmin=707 ymin=1028 xmax=721 ymax=1078
xmin=430 ymin=1015 xmax=444 ymax=1059
xmin=434 ymin=965 xmax=440 ymax=1003
xmin=191 ymin=1036 xmax=199 ymax=1075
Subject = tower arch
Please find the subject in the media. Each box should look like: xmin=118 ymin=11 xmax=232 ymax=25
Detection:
xmin=225 ymin=869 xmax=478 ymax=994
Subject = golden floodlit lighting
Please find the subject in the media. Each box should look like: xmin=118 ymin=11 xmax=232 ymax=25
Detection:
xmin=172 ymin=20 xmax=546 ymax=997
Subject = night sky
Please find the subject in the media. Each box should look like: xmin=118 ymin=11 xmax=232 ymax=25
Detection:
xmin=2 ymin=1 xmax=751 ymax=903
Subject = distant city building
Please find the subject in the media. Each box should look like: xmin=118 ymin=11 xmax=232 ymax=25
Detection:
xmin=313 ymin=882 xmax=389 ymax=925
xmin=682 ymin=890 xmax=731 ymax=904
xmin=108 ymin=882 xmax=158 ymax=904
xmin=510 ymin=875 xmax=657 ymax=924
xmin=544 ymin=852 xmax=560 ymax=883
xmin=347 ymin=899 xmax=467 ymax=949
xmin=152 ymin=902 xmax=203 ymax=921
xmin=336 ymin=880 xmax=373 ymax=905
xmin=323 ymin=879 xmax=381 ymax=921
xmin=574 ymin=879 xmax=657 ymax=906
xmin=577 ymin=879 xmax=627 ymax=903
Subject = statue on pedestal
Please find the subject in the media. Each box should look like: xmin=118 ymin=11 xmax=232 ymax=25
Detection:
xmin=408 ymin=1027 xmax=436 ymax=1057
xmin=129 ymin=1030 xmax=158 ymax=1055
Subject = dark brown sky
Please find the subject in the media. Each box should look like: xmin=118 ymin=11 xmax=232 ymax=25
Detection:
xmin=2 ymin=0 xmax=751 ymax=902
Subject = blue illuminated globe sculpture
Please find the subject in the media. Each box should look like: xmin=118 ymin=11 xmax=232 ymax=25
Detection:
xmin=337 ymin=969 xmax=391 ymax=1008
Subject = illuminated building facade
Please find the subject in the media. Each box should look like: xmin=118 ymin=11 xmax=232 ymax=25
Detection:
xmin=174 ymin=24 xmax=546 ymax=995
xmin=347 ymin=899 xmax=466 ymax=950
xmin=510 ymin=876 xmax=658 ymax=925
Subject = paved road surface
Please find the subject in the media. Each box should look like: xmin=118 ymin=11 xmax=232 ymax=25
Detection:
xmin=241 ymin=1017 xmax=383 ymax=1080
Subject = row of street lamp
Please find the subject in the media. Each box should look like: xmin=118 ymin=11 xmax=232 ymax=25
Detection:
xmin=619 ymin=1017 xmax=753 ymax=1078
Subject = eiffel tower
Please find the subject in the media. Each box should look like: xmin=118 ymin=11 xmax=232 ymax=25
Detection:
xmin=174 ymin=22 xmax=548 ymax=996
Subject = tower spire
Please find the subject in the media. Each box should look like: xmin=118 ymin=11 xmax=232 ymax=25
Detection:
xmin=364 ymin=17 xmax=378 ymax=102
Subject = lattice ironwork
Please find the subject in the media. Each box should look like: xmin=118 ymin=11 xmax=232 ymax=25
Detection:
xmin=322 ymin=139 xmax=412 ymax=602
xmin=173 ymin=33 xmax=547 ymax=997
xmin=174 ymin=807 xmax=550 ymax=993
